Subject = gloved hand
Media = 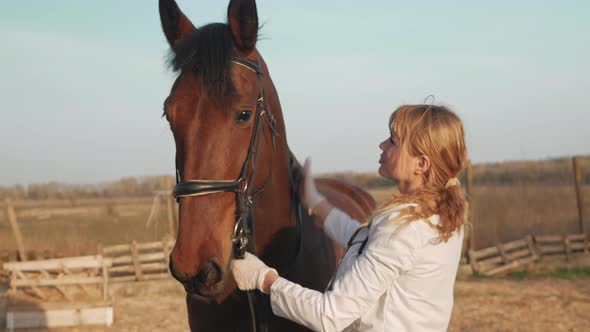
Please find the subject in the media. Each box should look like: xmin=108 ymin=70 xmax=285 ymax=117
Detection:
xmin=303 ymin=158 xmax=326 ymax=213
xmin=231 ymin=252 xmax=277 ymax=294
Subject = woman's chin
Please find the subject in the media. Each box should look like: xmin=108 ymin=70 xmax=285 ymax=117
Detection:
xmin=377 ymin=167 xmax=390 ymax=180
xmin=378 ymin=167 xmax=397 ymax=183
xmin=377 ymin=164 xmax=385 ymax=177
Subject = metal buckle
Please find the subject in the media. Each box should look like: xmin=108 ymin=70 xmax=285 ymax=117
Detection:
xmin=233 ymin=219 xmax=249 ymax=259
xmin=233 ymin=236 xmax=249 ymax=259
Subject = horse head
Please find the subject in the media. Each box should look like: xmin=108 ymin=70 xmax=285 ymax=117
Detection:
xmin=159 ymin=0 xmax=291 ymax=302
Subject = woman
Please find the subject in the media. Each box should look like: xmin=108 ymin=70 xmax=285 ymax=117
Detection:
xmin=232 ymin=104 xmax=468 ymax=331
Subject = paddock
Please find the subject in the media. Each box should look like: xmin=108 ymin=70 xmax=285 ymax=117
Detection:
xmin=0 ymin=157 xmax=588 ymax=330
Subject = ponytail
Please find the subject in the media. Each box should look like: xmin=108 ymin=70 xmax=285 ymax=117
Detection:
xmin=375 ymin=104 xmax=469 ymax=241
xmin=376 ymin=180 xmax=468 ymax=242
xmin=436 ymin=179 xmax=468 ymax=242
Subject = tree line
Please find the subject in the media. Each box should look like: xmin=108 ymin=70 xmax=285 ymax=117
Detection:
xmin=326 ymin=156 xmax=590 ymax=188
xmin=1 ymin=156 xmax=588 ymax=200
xmin=0 ymin=176 xmax=174 ymax=200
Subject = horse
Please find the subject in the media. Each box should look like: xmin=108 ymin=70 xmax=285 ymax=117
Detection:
xmin=159 ymin=0 xmax=376 ymax=330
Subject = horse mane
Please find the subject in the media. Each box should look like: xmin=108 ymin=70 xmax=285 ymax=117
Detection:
xmin=167 ymin=23 xmax=236 ymax=98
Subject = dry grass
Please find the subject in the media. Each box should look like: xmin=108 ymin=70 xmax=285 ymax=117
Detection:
xmin=0 ymin=182 xmax=588 ymax=256
xmin=449 ymin=277 xmax=590 ymax=331
xmin=0 ymin=198 xmax=171 ymax=257
xmin=1 ymin=184 xmax=589 ymax=331
xmin=3 ymin=277 xmax=588 ymax=332
xmin=369 ymin=184 xmax=590 ymax=250
xmin=470 ymin=184 xmax=589 ymax=249
xmin=0 ymin=279 xmax=189 ymax=332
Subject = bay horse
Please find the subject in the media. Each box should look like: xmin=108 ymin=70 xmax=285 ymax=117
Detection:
xmin=159 ymin=0 xmax=376 ymax=330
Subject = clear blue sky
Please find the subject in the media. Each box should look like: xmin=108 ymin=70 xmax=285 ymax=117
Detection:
xmin=1 ymin=0 xmax=589 ymax=186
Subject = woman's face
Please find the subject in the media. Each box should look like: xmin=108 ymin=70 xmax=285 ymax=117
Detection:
xmin=378 ymin=134 xmax=422 ymax=193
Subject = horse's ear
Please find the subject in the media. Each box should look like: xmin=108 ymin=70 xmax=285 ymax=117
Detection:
xmin=159 ymin=0 xmax=196 ymax=48
xmin=227 ymin=0 xmax=259 ymax=54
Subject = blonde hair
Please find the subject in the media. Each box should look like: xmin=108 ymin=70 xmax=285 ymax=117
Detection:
xmin=376 ymin=104 xmax=468 ymax=242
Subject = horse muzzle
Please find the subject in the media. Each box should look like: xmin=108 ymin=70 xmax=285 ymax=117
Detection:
xmin=169 ymin=257 xmax=225 ymax=298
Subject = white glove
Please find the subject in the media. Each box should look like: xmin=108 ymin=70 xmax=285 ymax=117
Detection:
xmin=231 ymin=252 xmax=277 ymax=294
xmin=303 ymin=158 xmax=326 ymax=211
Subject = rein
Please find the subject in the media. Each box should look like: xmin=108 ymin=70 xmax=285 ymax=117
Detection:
xmin=171 ymin=56 xmax=303 ymax=332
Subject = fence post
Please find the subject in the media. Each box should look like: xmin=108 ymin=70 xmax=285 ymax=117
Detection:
xmin=97 ymin=243 xmax=104 ymax=258
xmin=102 ymin=260 xmax=110 ymax=301
xmin=466 ymin=160 xmax=475 ymax=251
xmin=131 ymin=241 xmax=144 ymax=281
xmin=4 ymin=199 xmax=27 ymax=262
xmin=166 ymin=177 xmax=177 ymax=237
xmin=496 ymin=243 xmax=508 ymax=264
xmin=573 ymin=156 xmax=585 ymax=235
xmin=525 ymin=235 xmax=538 ymax=259
xmin=162 ymin=237 xmax=172 ymax=274
xmin=563 ymin=234 xmax=571 ymax=261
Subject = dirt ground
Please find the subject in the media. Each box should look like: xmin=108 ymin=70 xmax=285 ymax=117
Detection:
xmin=450 ymin=277 xmax=590 ymax=331
xmin=2 ymin=273 xmax=590 ymax=332
xmin=0 ymin=280 xmax=188 ymax=332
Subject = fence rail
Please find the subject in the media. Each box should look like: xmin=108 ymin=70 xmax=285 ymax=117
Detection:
xmin=0 ymin=249 xmax=64 ymax=264
xmin=2 ymin=255 xmax=111 ymax=301
xmin=535 ymin=233 xmax=588 ymax=258
xmin=468 ymin=235 xmax=538 ymax=276
xmin=98 ymin=237 xmax=174 ymax=282
xmin=469 ymin=233 xmax=589 ymax=276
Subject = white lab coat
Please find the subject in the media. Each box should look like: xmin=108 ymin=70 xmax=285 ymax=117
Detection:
xmin=270 ymin=204 xmax=464 ymax=332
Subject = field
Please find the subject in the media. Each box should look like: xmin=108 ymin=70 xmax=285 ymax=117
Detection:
xmin=0 ymin=197 xmax=170 ymax=258
xmin=470 ymin=184 xmax=589 ymax=248
xmin=3 ymin=269 xmax=590 ymax=331
xmin=1 ymin=183 xmax=588 ymax=257
xmin=1 ymin=178 xmax=589 ymax=331
xmin=366 ymin=184 xmax=590 ymax=250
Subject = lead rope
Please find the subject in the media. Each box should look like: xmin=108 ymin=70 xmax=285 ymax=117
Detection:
xmin=247 ymin=291 xmax=258 ymax=332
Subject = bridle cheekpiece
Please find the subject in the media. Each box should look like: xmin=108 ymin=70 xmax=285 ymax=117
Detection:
xmin=172 ymin=56 xmax=277 ymax=259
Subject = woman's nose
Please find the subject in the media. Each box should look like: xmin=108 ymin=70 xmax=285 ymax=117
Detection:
xmin=378 ymin=140 xmax=386 ymax=151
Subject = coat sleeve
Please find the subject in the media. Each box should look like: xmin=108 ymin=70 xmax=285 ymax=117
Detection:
xmin=270 ymin=220 xmax=420 ymax=332
xmin=323 ymin=208 xmax=362 ymax=248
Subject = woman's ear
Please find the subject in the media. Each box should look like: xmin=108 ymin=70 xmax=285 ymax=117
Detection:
xmin=415 ymin=155 xmax=431 ymax=175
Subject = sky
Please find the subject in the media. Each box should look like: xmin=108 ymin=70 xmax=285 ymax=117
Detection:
xmin=0 ymin=0 xmax=589 ymax=186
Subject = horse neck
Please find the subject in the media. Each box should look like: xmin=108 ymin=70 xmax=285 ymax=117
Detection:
xmin=253 ymin=146 xmax=292 ymax=250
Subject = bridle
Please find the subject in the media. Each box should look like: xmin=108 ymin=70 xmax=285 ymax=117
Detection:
xmin=172 ymin=56 xmax=278 ymax=260
xmin=170 ymin=56 xmax=301 ymax=332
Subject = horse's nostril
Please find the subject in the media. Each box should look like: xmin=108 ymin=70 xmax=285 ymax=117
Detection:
xmin=169 ymin=257 xmax=224 ymax=296
xmin=196 ymin=259 xmax=222 ymax=287
xmin=169 ymin=257 xmax=187 ymax=283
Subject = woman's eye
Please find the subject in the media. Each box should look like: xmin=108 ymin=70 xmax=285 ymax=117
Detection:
xmin=235 ymin=110 xmax=252 ymax=124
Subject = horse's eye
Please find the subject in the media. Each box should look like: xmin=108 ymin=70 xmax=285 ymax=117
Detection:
xmin=235 ymin=110 xmax=252 ymax=124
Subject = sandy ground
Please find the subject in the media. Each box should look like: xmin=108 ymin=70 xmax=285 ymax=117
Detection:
xmin=2 ymin=274 xmax=590 ymax=332
xmin=0 ymin=280 xmax=188 ymax=332
xmin=449 ymin=277 xmax=590 ymax=331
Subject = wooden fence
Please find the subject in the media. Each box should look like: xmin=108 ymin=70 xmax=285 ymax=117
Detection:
xmin=468 ymin=233 xmax=589 ymax=276
xmin=0 ymin=250 xmax=12 ymax=264
xmin=98 ymin=237 xmax=174 ymax=283
xmin=465 ymin=155 xmax=587 ymax=256
xmin=535 ymin=234 xmax=589 ymax=258
xmin=468 ymin=235 xmax=538 ymax=276
xmin=2 ymin=255 xmax=112 ymax=301
xmin=1 ymin=249 xmax=64 ymax=264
